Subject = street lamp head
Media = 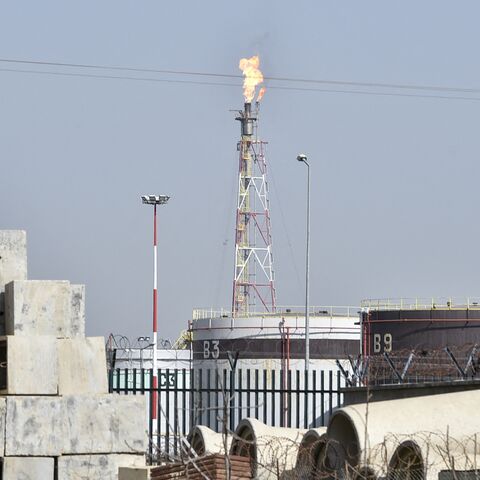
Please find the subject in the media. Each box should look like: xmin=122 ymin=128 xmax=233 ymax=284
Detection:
xmin=297 ymin=154 xmax=307 ymax=163
xmin=141 ymin=195 xmax=170 ymax=205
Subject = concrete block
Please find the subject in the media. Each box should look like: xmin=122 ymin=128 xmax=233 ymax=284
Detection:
xmin=70 ymin=284 xmax=86 ymax=337
xmin=63 ymin=394 xmax=147 ymax=454
xmin=1 ymin=335 xmax=58 ymax=394
xmin=119 ymin=466 xmax=154 ymax=480
xmin=5 ymin=396 xmax=63 ymax=456
xmin=0 ymin=231 xmax=27 ymax=292
xmin=5 ymin=280 xmax=72 ymax=336
xmin=2 ymin=457 xmax=54 ymax=479
xmin=0 ymin=231 xmax=27 ymax=336
xmin=57 ymin=454 xmax=145 ymax=480
xmin=0 ymin=399 xmax=7 ymax=456
xmin=58 ymin=337 xmax=108 ymax=395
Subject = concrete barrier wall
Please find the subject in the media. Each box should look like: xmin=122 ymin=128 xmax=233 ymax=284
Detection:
xmin=58 ymin=337 xmax=108 ymax=395
xmin=0 ymin=230 xmax=147 ymax=479
xmin=2 ymin=457 xmax=54 ymax=479
xmin=0 ymin=230 xmax=27 ymax=336
xmin=5 ymin=280 xmax=80 ymax=337
xmin=5 ymin=396 xmax=64 ymax=456
xmin=0 ymin=231 xmax=27 ymax=291
xmin=4 ymin=335 xmax=58 ymax=394
xmin=63 ymin=394 xmax=147 ymax=454
xmin=57 ymin=454 xmax=145 ymax=480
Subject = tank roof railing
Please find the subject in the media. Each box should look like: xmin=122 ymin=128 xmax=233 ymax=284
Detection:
xmin=192 ymin=305 xmax=359 ymax=321
xmin=361 ymin=297 xmax=480 ymax=311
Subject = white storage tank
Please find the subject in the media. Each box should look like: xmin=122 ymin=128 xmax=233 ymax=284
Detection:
xmin=190 ymin=305 xmax=361 ymax=429
xmin=191 ymin=305 xmax=360 ymax=371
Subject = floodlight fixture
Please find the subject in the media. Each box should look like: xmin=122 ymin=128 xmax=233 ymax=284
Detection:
xmin=141 ymin=195 xmax=170 ymax=205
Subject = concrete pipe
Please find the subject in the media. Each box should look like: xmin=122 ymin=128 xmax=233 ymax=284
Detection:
xmin=324 ymin=390 xmax=480 ymax=480
xmin=230 ymin=418 xmax=306 ymax=480
xmin=187 ymin=425 xmax=231 ymax=456
xmin=295 ymin=427 xmax=327 ymax=479
xmin=387 ymin=435 xmax=480 ymax=480
xmin=387 ymin=440 xmax=425 ymax=480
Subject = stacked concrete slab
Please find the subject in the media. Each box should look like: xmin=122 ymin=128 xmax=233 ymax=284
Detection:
xmin=0 ymin=230 xmax=147 ymax=479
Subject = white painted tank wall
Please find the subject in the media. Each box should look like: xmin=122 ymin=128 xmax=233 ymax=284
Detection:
xmin=190 ymin=312 xmax=359 ymax=430
xmin=191 ymin=312 xmax=360 ymax=371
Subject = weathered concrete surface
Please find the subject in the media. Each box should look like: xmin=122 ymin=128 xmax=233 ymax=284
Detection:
xmin=58 ymin=337 xmax=108 ymax=394
xmin=2 ymin=457 xmax=54 ymax=479
xmin=326 ymin=389 xmax=480 ymax=480
xmin=57 ymin=454 xmax=145 ymax=480
xmin=0 ymin=398 xmax=7 ymax=456
xmin=0 ymin=231 xmax=27 ymax=336
xmin=118 ymin=466 xmax=154 ymax=480
xmin=5 ymin=335 xmax=58 ymax=394
xmin=5 ymin=396 xmax=63 ymax=456
xmin=0 ymin=231 xmax=27 ymax=291
xmin=5 ymin=280 xmax=72 ymax=337
xmin=188 ymin=425 xmax=231 ymax=455
xmin=63 ymin=394 xmax=147 ymax=454
xmin=70 ymin=284 xmax=86 ymax=337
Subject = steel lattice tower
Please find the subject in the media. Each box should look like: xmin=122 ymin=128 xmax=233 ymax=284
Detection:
xmin=232 ymin=102 xmax=276 ymax=316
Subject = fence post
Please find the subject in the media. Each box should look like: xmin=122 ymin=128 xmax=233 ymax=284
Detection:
xmin=108 ymin=368 xmax=114 ymax=393
xmin=229 ymin=368 xmax=235 ymax=433
xmin=304 ymin=369 xmax=309 ymax=429
xmin=280 ymin=365 xmax=284 ymax=428
xmin=189 ymin=367 xmax=194 ymax=432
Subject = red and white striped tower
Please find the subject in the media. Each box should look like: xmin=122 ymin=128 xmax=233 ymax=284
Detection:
xmin=232 ymin=102 xmax=276 ymax=316
xmin=142 ymin=194 xmax=170 ymax=421
xmin=233 ymin=56 xmax=275 ymax=316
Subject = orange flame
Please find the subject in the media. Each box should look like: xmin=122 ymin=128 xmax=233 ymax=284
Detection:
xmin=257 ymin=86 xmax=266 ymax=102
xmin=239 ymin=55 xmax=266 ymax=103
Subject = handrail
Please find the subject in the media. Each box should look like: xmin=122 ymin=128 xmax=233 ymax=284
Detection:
xmin=192 ymin=305 xmax=359 ymax=320
xmin=361 ymin=297 xmax=480 ymax=311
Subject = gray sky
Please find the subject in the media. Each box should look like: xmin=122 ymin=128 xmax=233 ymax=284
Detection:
xmin=2 ymin=1 xmax=480 ymax=341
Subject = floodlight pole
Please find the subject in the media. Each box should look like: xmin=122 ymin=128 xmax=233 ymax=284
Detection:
xmin=297 ymin=155 xmax=310 ymax=372
xmin=152 ymin=203 xmax=158 ymax=419
xmin=141 ymin=194 xmax=169 ymax=421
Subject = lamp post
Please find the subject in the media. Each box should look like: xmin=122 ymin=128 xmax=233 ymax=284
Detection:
xmin=296 ymin=155 xmax=310 ymax=371
xmin=141 ymin=194 xmax=170 ymax=420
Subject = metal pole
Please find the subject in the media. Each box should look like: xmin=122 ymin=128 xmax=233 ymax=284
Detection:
xmin=141 ymin=194 xmax=169 ymax=426
xmin=305 ymin=161 xmax=310 ymax=371
xmin=152 ymin=204 xmax=158 ymax=420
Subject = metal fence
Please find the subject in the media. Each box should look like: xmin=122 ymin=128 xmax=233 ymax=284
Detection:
xmin=339 ymin=348 xmax=480 ymax=387
xmin=108 ymin=367 xmax=345 ymax=459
